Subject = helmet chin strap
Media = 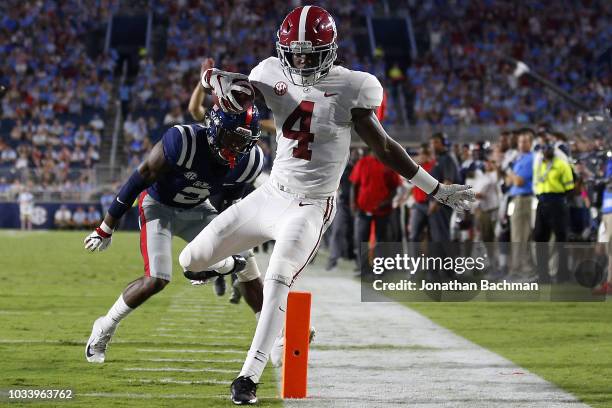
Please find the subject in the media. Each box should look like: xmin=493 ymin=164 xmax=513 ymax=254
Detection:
xmin=221 ymin=148 xmax=237 ymax=168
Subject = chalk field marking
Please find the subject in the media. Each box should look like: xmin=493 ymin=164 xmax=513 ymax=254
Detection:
xmin=151 ymin=333 xmax=247 ymax=340
xmin=136 ymin=378 xmax=232 ymax=385
xmin=124 ymin=367 xmax=236 ymax=373
xmin=138 ymin=348 xmax=245 ymax=354
xmin=156 ymin=327 xmax=236 ymax=334
xmin=144 ymin=358 xmax=243 ymax=363
xmin=78 ymin=392 xmax=226 ymax=400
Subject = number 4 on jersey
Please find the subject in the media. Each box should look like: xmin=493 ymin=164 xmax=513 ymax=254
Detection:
xmin=282 ymin=101 xmax=314 ymax=161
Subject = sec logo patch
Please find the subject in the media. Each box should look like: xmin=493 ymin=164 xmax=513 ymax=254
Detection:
xmin=274 ymin=81 xmax=288 ymax=96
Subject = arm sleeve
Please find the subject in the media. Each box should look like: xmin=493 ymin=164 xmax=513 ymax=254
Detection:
xmin=355 ymin=74 xmax=384 ymax=110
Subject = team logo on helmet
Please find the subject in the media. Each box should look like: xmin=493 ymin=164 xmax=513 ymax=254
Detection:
xmin=274 ymin=81 xmax=288 ymax=96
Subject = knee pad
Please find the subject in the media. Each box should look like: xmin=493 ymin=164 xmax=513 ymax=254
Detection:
xmin=237 ymin=256 xmax=261 ymax=283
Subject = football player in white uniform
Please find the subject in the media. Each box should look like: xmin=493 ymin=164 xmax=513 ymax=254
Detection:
xmin=179 ymin=6 xmax=475 ymax=405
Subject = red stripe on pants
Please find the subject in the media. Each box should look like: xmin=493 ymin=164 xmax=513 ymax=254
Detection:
xmin=138 ymin=191 xmax=150 ymax=277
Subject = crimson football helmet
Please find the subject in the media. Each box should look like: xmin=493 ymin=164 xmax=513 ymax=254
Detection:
xmin=276 ymin=5 xmax=338 ymax=87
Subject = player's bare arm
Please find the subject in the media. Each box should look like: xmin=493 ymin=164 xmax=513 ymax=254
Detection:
xmin=84 ymin=142 xmax=170 ymax=252
xmin=352 ymin=108 xmax=475 ymax=213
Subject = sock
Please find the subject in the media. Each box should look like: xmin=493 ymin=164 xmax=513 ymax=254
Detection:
xmin=239 ymin=280 xmax=289 ymax=383
xmin=101 ymin=294 xmax=133 ymax=330
xmin=255 ymin=311 xmax=261 ymax=321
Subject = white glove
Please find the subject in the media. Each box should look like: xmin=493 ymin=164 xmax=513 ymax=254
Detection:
xmin=201 ymin=68 xmax=253 ymax=113
xmin=84 ymin=225 xmax=113 ymax=252
xmin=433 ymin=184 xmax=476 ymax=213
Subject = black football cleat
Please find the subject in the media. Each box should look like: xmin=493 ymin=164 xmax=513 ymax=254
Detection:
xmin=231 ymin=376 xmax=258 ymax=405
xmin=229 ymin=255 xmax=247 ymax=275
xmin=183 ymin=255 xmax=247 ymax=283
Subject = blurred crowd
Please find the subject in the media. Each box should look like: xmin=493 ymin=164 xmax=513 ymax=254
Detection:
xmin=324 ymin=125 xmax=611 ymax=285
xmin=401 ymin=0 xmax=611 ymax=126
xmin=0 ymin=0 xmax=118 ymax=197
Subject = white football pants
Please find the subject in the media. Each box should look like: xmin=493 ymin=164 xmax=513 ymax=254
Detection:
xmin=179 ymin=180 xmax=336 ymax=287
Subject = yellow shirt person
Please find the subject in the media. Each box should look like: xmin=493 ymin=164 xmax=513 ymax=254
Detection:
xmin=533 ymin=156 xmax=574 ymax=195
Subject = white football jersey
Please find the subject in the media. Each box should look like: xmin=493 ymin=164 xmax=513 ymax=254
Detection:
xmin=249 ymin=57 xmax=383 ymax=196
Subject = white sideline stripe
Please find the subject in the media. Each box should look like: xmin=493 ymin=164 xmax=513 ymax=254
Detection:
xmin=138 ymin=348 xmax=244 ymax=354
xmin=160 ymin=318 xmax=202 ymax=322
xmin=0 ymin=339 xmax=237 ymax=347
xmin=152 ymin=334 xmax=247 ymax=340
xmin=145 ymin=358 xmax=243 ymax=363
xmin=137 ymin=378 xmax=232 ymax=385
xmin=79 ymin=392 xmax=226 ymax=400
xmin=156 ymin=327 xmax=235 ymax=334
xmin=298 ymin=5 xmax=311 ymax=42
xmin=125 ymin=367 xmax=235 ymax=373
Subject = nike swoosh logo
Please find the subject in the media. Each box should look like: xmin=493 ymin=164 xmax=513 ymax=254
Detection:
xmin=116 ymin=197 xmax=126 ymax=205
xmin=298 ymin=202 xmax=313 ymax=207
xmin=324 ymin=92 xmax=338 ymax=97
xmin=86 ymin=344 xmax=94 ymax=358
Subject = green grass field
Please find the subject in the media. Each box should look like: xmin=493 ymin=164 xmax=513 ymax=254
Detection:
xmin=2 ymin=230 xmax=612 ymax=407
xmin=407 ymin=302 xmax=612 ymax=407
xmin=0 ymin=230 xmax=282 ymax=407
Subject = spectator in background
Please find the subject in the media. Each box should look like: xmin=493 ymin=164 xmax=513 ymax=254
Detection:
xmin=163 ymin=104 xmax=185 ymax=125
xmin=350 ymin=150 xmax=401 ymax=275
xmin=18 ymin=182 xmax=34 ymax=231
xmin=85 ymin=205 xmax=101 ymax=229
xmin=507 ymin=129 xmax=535 ymax=281
xmin=593 ymin=159 xmax=612 ymax=294
xmin=100 ymin=190 xmax=115 ymax=215
xmin=90 ymin=114 xmax=105 ymax=131
xmin=409 ymin=143 xmax=436 ymax=242
xmin=54 ymin=205 xmax=72 ymax=229
xmin=72 ymin=206 xmax=88 ymax=230
xmin=428 ymin=132 xmax=460 ymax=242
xmin=471 ymin=156 xmax=499 ymax=243
xmin=533 ymin=141 xmax=575 ymax=283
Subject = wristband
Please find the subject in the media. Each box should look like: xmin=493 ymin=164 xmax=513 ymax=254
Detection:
xmin=410 ymin=166 xmax=439 ymax=195
xmin=95 ymin=222 xmax=112 ymax=238
xmin=99 ymin=221 xmax=113 ymax=235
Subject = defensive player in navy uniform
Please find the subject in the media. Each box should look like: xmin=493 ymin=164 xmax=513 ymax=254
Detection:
xmin=83 ymin=103 xmax=266 ymax=363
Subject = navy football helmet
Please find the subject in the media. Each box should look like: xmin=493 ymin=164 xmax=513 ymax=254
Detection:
xmin=206 ymin=104 xmax=261 ymax=167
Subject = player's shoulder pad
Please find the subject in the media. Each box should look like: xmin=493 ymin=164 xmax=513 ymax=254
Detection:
xmin=233 ymin=145 xmax=265 ymax=184
xmin=162 ymin=124 xmax=201 ymax=169
xmin=353 ymin=71 xmax=383 ymax=110
xmin=248 ymin=57 xmax=279 ymax=84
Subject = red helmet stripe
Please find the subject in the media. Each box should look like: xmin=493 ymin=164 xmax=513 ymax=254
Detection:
xmin=298 ymin=5 xmax=311 ymax=42
xmin=245 ymin=105 xmax=253 ymax=126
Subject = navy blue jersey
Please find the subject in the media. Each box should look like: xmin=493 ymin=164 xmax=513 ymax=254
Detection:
xmin=146 ymin=124 xmax=264 ymax=209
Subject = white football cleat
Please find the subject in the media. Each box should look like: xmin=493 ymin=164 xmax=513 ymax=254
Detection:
xmin=270 ymin=327 xmax=316 ymax=367
xmin=85 ymin=316 xmax=117 ymax=363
